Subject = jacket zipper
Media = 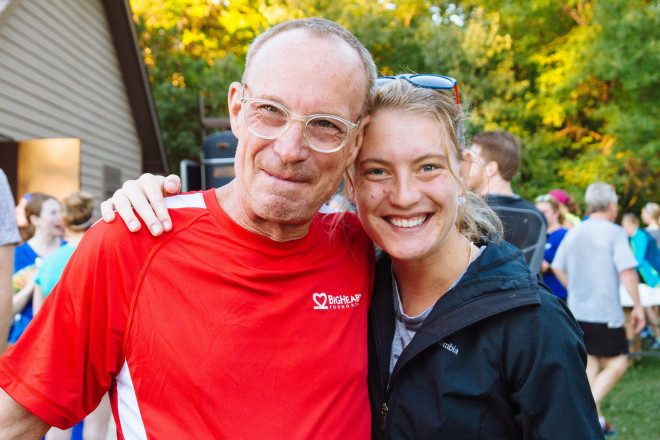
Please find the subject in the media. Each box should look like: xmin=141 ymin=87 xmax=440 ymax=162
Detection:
xmin=381 ymin=402 xmax=388 ymax=430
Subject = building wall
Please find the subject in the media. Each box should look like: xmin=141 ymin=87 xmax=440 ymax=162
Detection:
xmin=0 ymin=0 xmax=142 ymax=202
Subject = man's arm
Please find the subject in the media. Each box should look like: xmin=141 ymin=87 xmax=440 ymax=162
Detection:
xmin=0 ymin=388 xmax=50 ymax=439
xmin=620 ymin=268 xmax=645 ymax=334
xmin=552 ymin=267 xmax=568 ymax=288
xmin=100 ymin=173 xmax=181 ymax=236
xmin=0 ymin=245 xmax=13 ymax=352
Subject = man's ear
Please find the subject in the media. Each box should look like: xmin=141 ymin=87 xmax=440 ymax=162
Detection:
xmin=484 ymin=160 xmax=499 ymax=178
xmin=344 ymin=114 xmax=370 ymax=170
xmin=228 ymin=82 xmax=243 ymax=139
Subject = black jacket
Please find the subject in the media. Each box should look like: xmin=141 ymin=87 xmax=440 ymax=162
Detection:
xmin=368 ymin=240 xmax=603 ymax=439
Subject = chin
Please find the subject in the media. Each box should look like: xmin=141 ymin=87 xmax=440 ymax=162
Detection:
xmin=256 ymin=202 xmax=316 ymax=225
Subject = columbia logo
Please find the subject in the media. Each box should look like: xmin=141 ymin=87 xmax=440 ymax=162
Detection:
xmin=441 ymin=341 xmax=459 ymax=355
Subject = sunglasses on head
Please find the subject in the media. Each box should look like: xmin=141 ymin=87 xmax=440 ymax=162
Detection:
xmin=535 ymin=194 xmax=554 ymax=203
xmin=375 ymin=74 xmax=460 ymax=105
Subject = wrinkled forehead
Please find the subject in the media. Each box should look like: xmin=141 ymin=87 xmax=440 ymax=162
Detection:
xmin=245 ymin=30 xmax=368 ymax=113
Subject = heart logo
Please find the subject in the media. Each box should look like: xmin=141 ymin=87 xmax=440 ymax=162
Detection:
xmin=313 ymin=293 xmax=328 ymax=310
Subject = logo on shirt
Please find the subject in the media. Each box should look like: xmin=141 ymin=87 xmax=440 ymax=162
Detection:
xmin=313 ymin=292 xmax=362 ymax=310
xmin=440 ymin=341 xmax=459 ymax=355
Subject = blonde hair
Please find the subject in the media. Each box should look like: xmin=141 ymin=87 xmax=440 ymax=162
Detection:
xmin=644 ymin=202 xmax=660 ymax=223
xmin=348 ymin=78 xmax=502 ymax=243
xmin=61 ymin=191 xmax=95 ymax=231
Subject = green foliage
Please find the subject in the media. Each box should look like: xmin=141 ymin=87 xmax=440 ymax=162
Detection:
xmin=602 ymin=356 xmax=660 ymax=439
xmin=130 ymin=0 xmax=660 ymax=211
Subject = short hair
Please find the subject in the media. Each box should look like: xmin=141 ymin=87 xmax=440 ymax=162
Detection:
xmin=61 ymin=191 xmax=95 ymax=231
xmin=471 ymin=131 xmax=521 ymax=181
xmin=354 ymin=78 xmax=502 ymax=243
xmin=244 ymin=18 xmax=377 ymax=115
xmin=621 ymin=212 xmax=639 ymax=226
xmin=585 ymin=182 xmax=617 ymax=214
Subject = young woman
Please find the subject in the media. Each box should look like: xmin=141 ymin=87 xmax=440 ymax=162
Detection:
xmin=103 ymin=75 xmax=602 ymax=439
xmin=10 ymin=192 xmax=64 ymax=343
xmin=535 ymin=194 xmax=569 ymax=300
xmin=352 ymin=77 xmax=600 ymax=439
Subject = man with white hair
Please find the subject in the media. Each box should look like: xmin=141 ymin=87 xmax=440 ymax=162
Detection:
xmin=0 ymin=18 xmax=376 ymax=439
xmin=552 ymin=181 xmax=645 ymax=437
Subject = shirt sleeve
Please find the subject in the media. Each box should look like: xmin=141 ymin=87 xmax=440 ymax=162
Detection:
xmin=0 ymin=170 xmax=20 ymax=246
xmin=0 ymin=220 xmax=149 ymax=428
xmin=550 ymin=231 xmax=570 ymax=272
xmin=613 ymin=228 xmax=638 ymax=272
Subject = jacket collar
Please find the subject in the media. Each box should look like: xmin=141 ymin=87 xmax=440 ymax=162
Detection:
xmin=370 ymin=240 xmax=542 ymax=392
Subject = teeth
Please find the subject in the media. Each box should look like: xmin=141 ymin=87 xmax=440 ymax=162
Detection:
xmin=389 ymin=215 xmax=427 ymax=228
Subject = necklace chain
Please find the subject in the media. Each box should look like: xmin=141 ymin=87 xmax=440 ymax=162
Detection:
xmin=466 ymin=241 xmax=473 ymax=272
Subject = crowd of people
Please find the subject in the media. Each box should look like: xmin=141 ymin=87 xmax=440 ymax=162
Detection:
xmin=0 ymin=16 xmax=658 ymax=440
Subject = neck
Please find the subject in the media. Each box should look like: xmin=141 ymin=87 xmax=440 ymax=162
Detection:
xmin=27 ymin=231 xmax=61 ymax=256
xmin=547 ymin=220 xmax=561 ymax=233
xmin=63 ymin=230 xmax=86 ymax=246
xmin=391 ymin=232 xmax=475 ymax=316
xmin=215 ymin=185 xmax=312 ymax=242
xmin=590 ymin=211 xmax=611 ymax=221
xmin=486 ymin=175 xmax=515 ymax=196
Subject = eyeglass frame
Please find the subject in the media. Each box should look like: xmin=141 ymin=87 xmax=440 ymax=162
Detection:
xmin=239 ymin=84 xmax=362 ymax=154
xmin=375 ymin=74 xmax=461 ymax=105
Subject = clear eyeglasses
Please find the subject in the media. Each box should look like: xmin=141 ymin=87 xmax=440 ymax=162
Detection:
xmin=240 ymin=85 xmax=361 ymax=153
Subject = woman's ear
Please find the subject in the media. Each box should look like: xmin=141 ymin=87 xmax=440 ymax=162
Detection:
xmin=28 ymin=214 xmax=40 ymax=227
xmin=459 ymin=158 xmax=472 ymax=196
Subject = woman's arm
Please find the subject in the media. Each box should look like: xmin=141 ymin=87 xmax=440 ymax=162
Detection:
xmin=32 ymin=284 xmax=44 ymax=315
xmin=100 ymin=173 xmax=181 ymax=236
xmin=11 ymin=280 xmax=34 ymax=315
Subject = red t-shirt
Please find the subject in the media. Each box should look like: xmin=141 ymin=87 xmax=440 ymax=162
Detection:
xmin=0 ymin=190 xmax=374 ymax=439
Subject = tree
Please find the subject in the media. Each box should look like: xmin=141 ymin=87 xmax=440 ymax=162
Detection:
xmin=129 ymin=0 xmax=660 ymax=212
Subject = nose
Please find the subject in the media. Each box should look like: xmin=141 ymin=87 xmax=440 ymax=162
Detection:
xmin=272 ymin=118 xmax=310 ymax=163
xmin=389 ymin=173 xmax=422 ymax=208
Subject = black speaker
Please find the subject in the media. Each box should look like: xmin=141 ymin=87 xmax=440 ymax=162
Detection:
xmin=202 ymin=131 xmax=238 ymax=189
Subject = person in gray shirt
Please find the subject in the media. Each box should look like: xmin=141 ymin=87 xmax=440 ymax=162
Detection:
xmin=552 ymin=181 xmax=644 ymax=437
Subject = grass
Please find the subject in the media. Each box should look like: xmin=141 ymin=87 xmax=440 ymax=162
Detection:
xmin=601 ymin=354 xmax=660 ymax=440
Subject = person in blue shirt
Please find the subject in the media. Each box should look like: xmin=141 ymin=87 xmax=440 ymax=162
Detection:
xmin=535 ymin=194 xmax=569 ymax=300
xmin=621 ymin=212 xmax=660 ymax=348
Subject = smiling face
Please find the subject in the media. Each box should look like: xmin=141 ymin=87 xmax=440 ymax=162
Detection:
xmin=225 ymin=30 xmax=367 ymax=239
xmin=32 ymin=198 xmax=63 ymax=238
xmin=535 ymin=201 xmax=559 ymax=227
xmin=353 ymin=109 xmax=467 ymax=262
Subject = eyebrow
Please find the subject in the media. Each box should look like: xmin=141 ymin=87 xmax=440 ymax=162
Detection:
xmin=358 ymin=153 xmax=448 ymax=167
xmin=252 ymin=93 xmax=351 ymax=119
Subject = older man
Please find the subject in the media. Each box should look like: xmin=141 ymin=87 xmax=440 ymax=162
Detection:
xmin=0 ymin=19 xmax=376 ymax=439
xmin=552 ymin=182 xmax=645 ymax=437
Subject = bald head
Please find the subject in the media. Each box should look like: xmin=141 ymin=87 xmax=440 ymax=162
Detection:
xmin=243 ymin=18 xmax=376 ymax=115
